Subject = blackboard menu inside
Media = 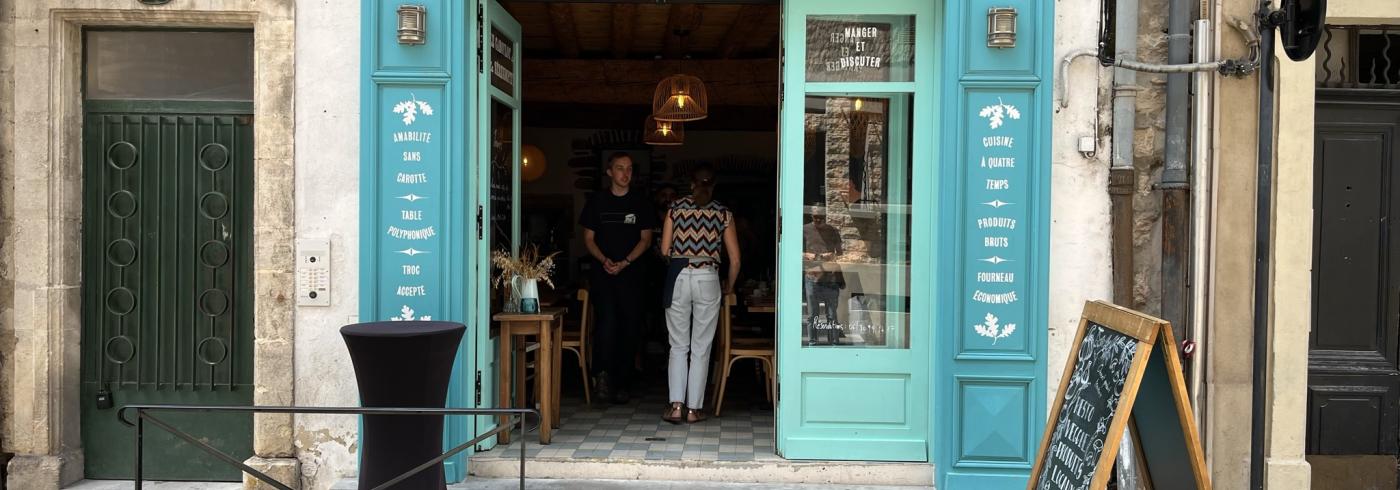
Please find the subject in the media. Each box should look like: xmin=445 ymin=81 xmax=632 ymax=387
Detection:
xmin=489 ymin=100 xmax=513 ymax=251
xmin=1035 ymin=322 xmax=1140 ymax=490
xmin=804 ymin=16 xmax=912 ymax=82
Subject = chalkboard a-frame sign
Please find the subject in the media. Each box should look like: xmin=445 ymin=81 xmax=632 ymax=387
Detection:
xmin=1027 ymin=301 xmax=1211 ymax=490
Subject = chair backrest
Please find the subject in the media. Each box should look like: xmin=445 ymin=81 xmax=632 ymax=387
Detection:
xmin=576 ymin=288 xmax=591 ymax=339
xmin=720 ymin=293 xmax=737 ymax=355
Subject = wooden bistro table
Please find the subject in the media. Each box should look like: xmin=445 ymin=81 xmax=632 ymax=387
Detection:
xmin=492 ymin=308 xmax=564 ymax=445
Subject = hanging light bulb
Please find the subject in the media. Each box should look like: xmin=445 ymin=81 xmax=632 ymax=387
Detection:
xmin=644 ymin=115 xmax=685 ymax=146
xmin=652 ymin=74 xmax=709 ymax=122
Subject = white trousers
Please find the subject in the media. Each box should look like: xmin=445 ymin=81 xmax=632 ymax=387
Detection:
xmin=666 ymin=267 xmax=722 ymax=408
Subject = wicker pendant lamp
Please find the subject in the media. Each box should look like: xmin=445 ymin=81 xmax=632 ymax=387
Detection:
xmin=652 ymin=74 xmax=709 ymax=122
xmin=644 ymin=115 xmax=685 ymax=146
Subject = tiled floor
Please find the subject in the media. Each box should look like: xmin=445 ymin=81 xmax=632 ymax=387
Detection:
xmin=478 ymin=360 xmax=779 ymax=462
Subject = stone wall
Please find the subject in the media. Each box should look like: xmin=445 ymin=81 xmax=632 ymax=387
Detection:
xmin=1049 ymin=0 xmax=1117 ymax=405
xmin=290 ymin=0 xmax=362 ymax=487
xmin=1129 ymin=0 xmax=1169 ymax=316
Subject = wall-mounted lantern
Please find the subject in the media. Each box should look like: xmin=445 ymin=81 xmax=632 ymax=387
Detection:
xmin=397 ymin=5 xmax=427 ymax=45
xmin=986 ymin=7 xmax=1017 ymax=48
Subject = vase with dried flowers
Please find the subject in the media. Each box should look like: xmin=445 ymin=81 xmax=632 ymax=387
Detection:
xmin=491 ymin=245 xmax=558 ymax=313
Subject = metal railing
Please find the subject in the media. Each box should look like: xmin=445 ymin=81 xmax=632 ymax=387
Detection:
xmin=1318 ymin=25 xmax=1400 ymax=89
xmin=117 ymin=404 xmax=539 ymax=490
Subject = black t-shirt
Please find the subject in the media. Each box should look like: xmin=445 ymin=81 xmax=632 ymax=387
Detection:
xmin=579 ymin=189 xmax=657 ymax=262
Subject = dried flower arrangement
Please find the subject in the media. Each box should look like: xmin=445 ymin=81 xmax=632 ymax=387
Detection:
xmin=490 ymin=244 xmax=559 ymax=292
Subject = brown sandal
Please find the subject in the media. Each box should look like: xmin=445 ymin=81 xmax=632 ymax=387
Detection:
xmin=662 ymin=402 xmax=685 ymax=425
xmin=686 ymin=408 xmax=709 ymax=424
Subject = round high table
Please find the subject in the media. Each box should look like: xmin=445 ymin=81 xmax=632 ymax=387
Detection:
xmin=341 ymin=321 xmax=465 ymax=490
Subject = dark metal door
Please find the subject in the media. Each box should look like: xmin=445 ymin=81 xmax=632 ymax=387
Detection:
xmin=1309 ymin=90 xmax=1400 ymax=462
xmin=80 ymin=102 xmax=254 ymax=480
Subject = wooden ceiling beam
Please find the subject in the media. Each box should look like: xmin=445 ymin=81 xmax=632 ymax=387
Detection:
xmin=662 ymin=4 xmax=699 ymax=59
xmin=522 ymin=58 xmax=779 ymax=106
xmin=610 ymin=3 xmax=637 ymax=59
xmin=547 ymin=3 xmax=581 ymax=58
xmin=718 ymin=5 xmax=769 ymax=59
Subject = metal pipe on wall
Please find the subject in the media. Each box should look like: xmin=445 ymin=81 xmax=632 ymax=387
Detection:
xmin=1250 ymin=4 xmax=1277 ymax=487
xmin=1109 ymin=0 xmax=1142 ymax=486
xmin=1109 ymin=0 xmax=1140 ymax=307
xmin=1188 ymin=17 xmax=1214 ymax=429
xmin=1159 ymin=0 xmax=1194 ymax=352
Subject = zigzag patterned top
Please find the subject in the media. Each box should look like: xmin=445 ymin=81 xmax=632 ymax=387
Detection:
xmin=668 ymin=196 xmax=732 ymax=264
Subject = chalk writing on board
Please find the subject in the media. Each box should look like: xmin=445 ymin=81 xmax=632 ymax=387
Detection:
xmin=1035 ymin=322 xmax=1138 ymax=490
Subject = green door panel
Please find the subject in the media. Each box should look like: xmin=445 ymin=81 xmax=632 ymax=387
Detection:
xmin=81 ymin=108 xmax=254 ymax=481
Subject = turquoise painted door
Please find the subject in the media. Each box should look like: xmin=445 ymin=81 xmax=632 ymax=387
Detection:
xmin=776 ymin=0 xmax=938 ymax=462
xmin=467 ymin=0 xmax=523 ymax=456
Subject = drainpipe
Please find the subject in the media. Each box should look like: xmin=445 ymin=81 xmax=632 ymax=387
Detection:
xmin=1188 ymin=18 xmax=1214 ymax=428
xmin=1109 ymin=0 xmax=1140 ymax=308
xmin=1251 ymin=5 xmax=1278 ymax=488
xmin=1109 ymin=0 xmax=1142 ymax=486
xmin=1160 ymin=0 xmax=1193 ymax=360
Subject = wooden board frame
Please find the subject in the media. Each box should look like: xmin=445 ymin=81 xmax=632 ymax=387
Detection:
xmin=1139 ymin=313 xmax=1212 ymax=489
xmin=1028 ymin=300 xmax=1210 ymax=490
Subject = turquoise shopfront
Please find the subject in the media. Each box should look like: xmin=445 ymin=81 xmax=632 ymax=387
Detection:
xmin=360 ymin=0 xmax=1051 ymax=487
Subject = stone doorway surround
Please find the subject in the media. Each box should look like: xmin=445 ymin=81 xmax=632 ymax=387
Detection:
xmin=0 ymin=1 xmax=298 ymax=488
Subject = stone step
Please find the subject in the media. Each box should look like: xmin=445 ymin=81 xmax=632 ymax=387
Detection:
xmin=466 ymin=456 xmax=933 ymax=487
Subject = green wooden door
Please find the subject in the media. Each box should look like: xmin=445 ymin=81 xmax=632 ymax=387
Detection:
xmin=776 ymin=0 xmax=938 ymax=461
xmin=80 ymin=102 xmax=254 ymax=480
xmin=466 ymin=0 xmax=522 ymax=456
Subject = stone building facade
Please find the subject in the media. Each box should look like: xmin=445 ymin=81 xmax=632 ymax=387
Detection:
xmin=0 ymin=0 xmax=1147 ymax=488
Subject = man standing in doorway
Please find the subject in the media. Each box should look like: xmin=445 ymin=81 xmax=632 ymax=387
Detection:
xmin=580 ymin=152 xmax=656 ymax=404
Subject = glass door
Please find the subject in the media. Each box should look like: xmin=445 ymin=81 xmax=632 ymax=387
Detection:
xmin=777 ymin=0 xmax=937 ymax=461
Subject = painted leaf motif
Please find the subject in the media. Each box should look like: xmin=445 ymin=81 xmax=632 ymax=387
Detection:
xmin=998 ymin=323 xmax=1017 ymax=339
xmin=1005 ymin=104 xmax=1022 ymax=120
xmin=416 ymin=100 xmax=434 ymax=116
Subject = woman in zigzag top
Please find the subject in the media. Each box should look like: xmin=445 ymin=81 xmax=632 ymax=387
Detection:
xmin=659 ymin=164 xmax=741 ymax=424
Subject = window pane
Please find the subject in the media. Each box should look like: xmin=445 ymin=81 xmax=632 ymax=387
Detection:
xmin=805 ymin=15 xmax=915 ymax=83
xmin=801 ymin=95 xmax=911 ymax=349
xmin=85 ymin=31 xmax=254 ymax=101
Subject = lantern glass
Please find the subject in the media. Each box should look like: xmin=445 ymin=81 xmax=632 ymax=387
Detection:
xmin=398 ymin=5 xmax=427 ymax=45
xmin=987 ymin=7 xmax=1017 ymax=48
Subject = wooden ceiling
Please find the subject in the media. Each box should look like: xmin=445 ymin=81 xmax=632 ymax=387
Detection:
xmin=502 ymin=1 xmax=781 ymax=60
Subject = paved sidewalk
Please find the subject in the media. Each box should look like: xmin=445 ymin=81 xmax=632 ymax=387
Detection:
xmin=449 ymin=478 xmax=931 ymax=489
xmin=67 ymin=481 xmax=241 ymax=489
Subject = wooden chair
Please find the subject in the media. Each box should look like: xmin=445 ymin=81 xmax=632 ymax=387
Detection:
xmin=709 ymin=293 xmax=775 ymax=417
xmin=561 ymin=288 xmax=593 ymax=405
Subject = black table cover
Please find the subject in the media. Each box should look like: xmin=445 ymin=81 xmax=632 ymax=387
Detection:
xmin=341 ymin=321 xmax=465 ymax=490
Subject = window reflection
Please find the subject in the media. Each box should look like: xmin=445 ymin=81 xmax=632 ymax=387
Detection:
xmin=801 ymin=95 xmax=911 ymax=349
